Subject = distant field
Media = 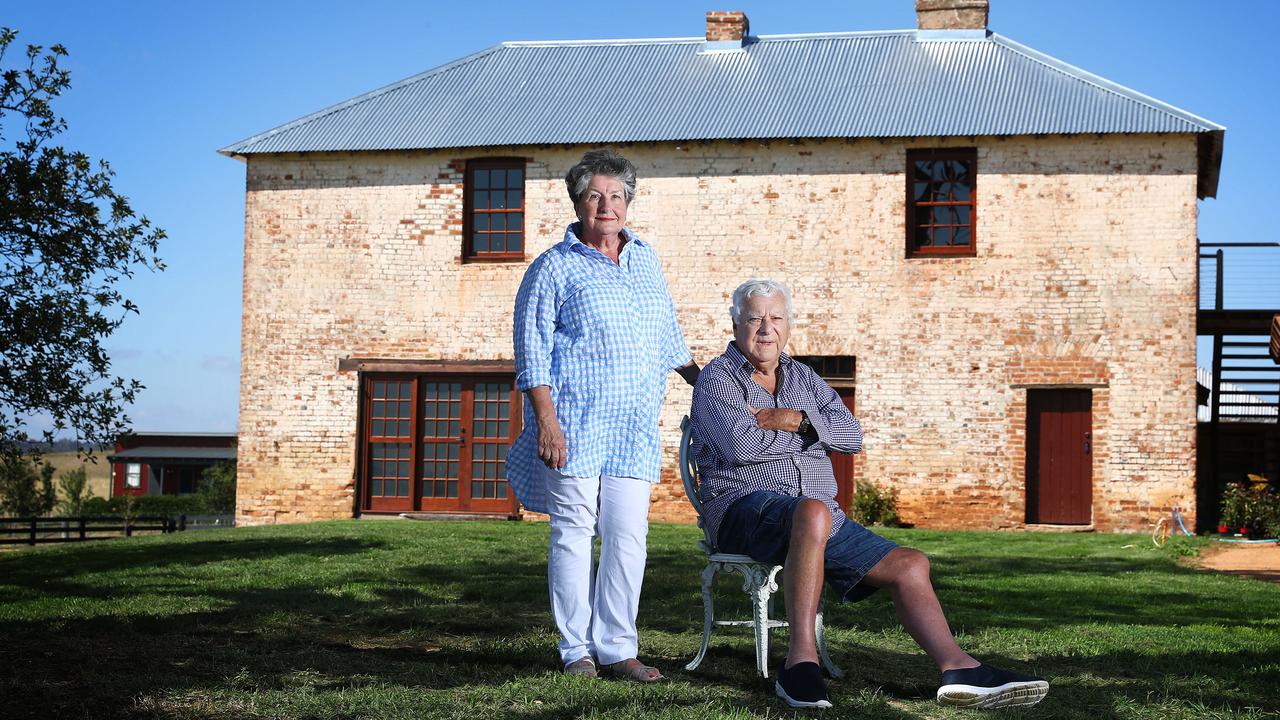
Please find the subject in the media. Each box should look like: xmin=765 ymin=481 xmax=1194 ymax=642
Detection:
xmin=37 ymin=451 xmax=113 ymax=502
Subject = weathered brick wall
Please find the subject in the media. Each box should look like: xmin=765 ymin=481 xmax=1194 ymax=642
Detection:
xmin=237 ymin=134 xmax=1199 ymax=531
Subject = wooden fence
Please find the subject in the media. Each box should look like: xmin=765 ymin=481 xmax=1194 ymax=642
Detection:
xmin=0 ymin=515 xmax=187 ymax=545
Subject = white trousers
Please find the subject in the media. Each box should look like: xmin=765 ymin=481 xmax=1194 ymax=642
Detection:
xmin=544 ymin=468 xmax=653 ymax=666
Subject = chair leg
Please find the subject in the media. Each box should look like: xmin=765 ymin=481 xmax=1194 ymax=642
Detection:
xmin=815 ymin=596 xmax=844 ymax=678
xmin=751 ymin=575 xmax=773 ymax=678
xmin=686 ymin=562 xmax=718 ymax=671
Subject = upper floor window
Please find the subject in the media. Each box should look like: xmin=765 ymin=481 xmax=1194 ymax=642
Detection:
xmin=907 ymin=148 xmax=976 ymax=257
xmin=464 ymin=159 xmax=525 ymax=261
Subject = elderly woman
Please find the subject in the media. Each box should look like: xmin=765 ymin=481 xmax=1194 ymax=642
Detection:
xmin=508 ymin=149 xmax=699 ymax=681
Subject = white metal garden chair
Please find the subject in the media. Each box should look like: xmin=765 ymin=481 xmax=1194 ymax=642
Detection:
xmin=679 ymin=416 xmax=843 ymax=679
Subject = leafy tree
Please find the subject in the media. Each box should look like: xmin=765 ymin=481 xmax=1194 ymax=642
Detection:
xmin=199 ymin=461 xmax=236 ymax=512
xmin=55 ymin=465 xmax=93 ymax=515
xmin=0 ymin=454 xmax=55 ymax=517
xmin=0 ymin=27 xmax=165 ymax=461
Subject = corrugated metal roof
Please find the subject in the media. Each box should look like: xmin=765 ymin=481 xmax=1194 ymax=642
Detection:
xmin=219 ymin=29 xmax=1225 ymax=194
xmin=108 ymin=447 xmax=238 ymax=463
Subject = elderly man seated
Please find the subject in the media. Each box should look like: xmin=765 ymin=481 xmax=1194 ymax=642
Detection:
xmin=690 ymin=278 xmax=1049 ymax=710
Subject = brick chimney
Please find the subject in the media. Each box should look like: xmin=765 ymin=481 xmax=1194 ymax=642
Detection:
xmin=705 ymin=11 xmax=749 ymax=49
xmin=915 ymin=0 xmax=989 ymax=31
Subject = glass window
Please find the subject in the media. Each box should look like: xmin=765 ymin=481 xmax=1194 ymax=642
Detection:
xmin=126 ymin=463 xmax=141 ymax=488
xmin=907 ymin=149 xmax=976 ymax=257
xmin=465 ymin=159 xmax=526 ymax=260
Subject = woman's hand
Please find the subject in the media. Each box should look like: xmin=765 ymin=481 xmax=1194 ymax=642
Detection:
xmin=526 ymin=385 xmax=567 ymax=469
xmin=537 ymin=414 xmax=568 ymax=469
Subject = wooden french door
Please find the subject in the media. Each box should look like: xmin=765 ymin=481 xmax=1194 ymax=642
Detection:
xmin=829 ymin=388 xmax=858 ymax=511
xmin=362 ymin=375 xmax=520 ymax=514
xmin=1025 ymin=389 xmax=1093 ymax=524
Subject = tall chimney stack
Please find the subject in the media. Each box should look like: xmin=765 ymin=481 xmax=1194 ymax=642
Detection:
xmin=915 ymin=0 xmax=989 ymax=31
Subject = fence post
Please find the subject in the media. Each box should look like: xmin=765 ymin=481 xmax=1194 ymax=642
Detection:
xmin=29 ymin=518 xmax=37 ymax=546
xmin=79 ymin=516 xmax=86 ymax=541
xmin=179 ymin=514 xmax=187 ymax=532
xmin=125 ymin=517 xmax=132 ymax=538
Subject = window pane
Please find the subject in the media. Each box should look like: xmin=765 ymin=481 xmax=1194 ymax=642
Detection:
xmin=496 ymin=483 xmax=507 ymax=499
xmin=492 ymin=190 xmax=507 ymax=209
xmin=955 ymin=207 xmax=971 ymax=226
xmin=449 ymin=420 xmax=460 ymax=436
xmin=915 ymin=227 xmax=932 ymax=247
xmin=423 ymin=383 xmax=437 ymax=400
xmin=913 ymin=161 xmax=932 ymax=182
xmin=507 ymin=190 xmax=522 ymax=209
xmin=372 ymin=420 xmax=384 ymax=436
xmin=508 ymin=212 xmax=523 ymax=231
xmin=490 ymin=169 xmax=506 ymax=188
xmin=472 ymin=480 xmax=483 ymax=497
xmin=398 ymin=420 xmax=410 ymax=437
xmin=508 ymin=168 xmax=523 ymax=186
xmin=474 ymin=214 xmax=489 ymax=231
xmin=932 ymin=206 xmax=956 ymax=226
xmin=933 ymin=226 xmax=953 ymax=246
xmin=474 ymin=234 xmax=489 ymax=253
xmin=451 ymin=384 xmax=461 ymax=399
xmin=952 ymin=180 xmax=971 ymax=202
xmin=448 ymin=479 xmax=458 ymax=497
xmin=491 ymin=214 xmax=506 ymax=232
xmin=400 ymin=384 xmax=411 ymax=400
xmin=473 ymin=169 xmax=489 ymax=189
xmin=372 ymin=400 xmax=385 ymax=417
xmin=913 ymin=182 xmax=930 ymax=201
xmin=398 ymin=479 xmax=409 ymax=497
xmin=914 ymin=206 xmax=933 ymax=229
xmin=475 ymin=190 xmax=489 ymax=208
xmin=954 ymin=227 xmax=971 ymax=246
xmin=372 ymin=479 xmax=383 ymax=496
xmin=373 ymin=381 xmax=385 ymax=397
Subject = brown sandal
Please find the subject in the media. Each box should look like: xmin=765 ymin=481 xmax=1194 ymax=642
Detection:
xmin=603 ymin=658 xmax=664 ymax=682
xmin=564 ymin=657 xmax=598 ymax=678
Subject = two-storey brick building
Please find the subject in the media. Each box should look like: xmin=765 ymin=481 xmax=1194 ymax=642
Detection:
xmin=220 ymin=1 xmax=1223 ymax=531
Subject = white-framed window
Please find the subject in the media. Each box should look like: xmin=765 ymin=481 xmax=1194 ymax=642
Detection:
xmin=125 ymin=463 xmax=142 ymax=488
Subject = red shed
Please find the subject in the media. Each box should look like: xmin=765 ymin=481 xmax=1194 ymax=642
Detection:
xmin=107 ymin=433 xmax=237 ymax=498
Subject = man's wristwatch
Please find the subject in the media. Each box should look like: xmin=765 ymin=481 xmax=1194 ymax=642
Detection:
xmin=797 ymin=411 xmax=813 ymax=436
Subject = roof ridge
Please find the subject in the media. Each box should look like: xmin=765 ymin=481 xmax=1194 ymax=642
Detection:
xmin=500 ymin=29 xmax=917 ymax=47
xmin=218 ymin=43 xmax=508 ymax=156
xmin=988 ymin=32 xmax=1225 ymax=132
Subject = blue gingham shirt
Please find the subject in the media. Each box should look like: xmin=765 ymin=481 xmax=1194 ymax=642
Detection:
xmin=690 ymin=342 xmax=863 ymax=546
xmin=507 ymin=223 xmax=692 ymax=513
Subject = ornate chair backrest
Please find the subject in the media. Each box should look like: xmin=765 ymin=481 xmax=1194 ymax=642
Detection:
xmin=679 ymin=415 xmax=716 ymax=554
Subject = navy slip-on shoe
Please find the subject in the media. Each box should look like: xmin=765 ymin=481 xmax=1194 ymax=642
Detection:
xmin=775 ymin=661 xmax=832 ymax=709
xmin=937 ymin=662 xmax=1049 ymax=709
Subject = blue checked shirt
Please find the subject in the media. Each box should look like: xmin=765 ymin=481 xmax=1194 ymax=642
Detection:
xmin=690 ymin=342 xmax=863 ymax=546
xmin=507 ymin=223 xmax=692 ymax=513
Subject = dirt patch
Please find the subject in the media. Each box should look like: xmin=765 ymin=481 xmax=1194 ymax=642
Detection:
xmin=1197 ymin=541 xmax=1280 ymax=583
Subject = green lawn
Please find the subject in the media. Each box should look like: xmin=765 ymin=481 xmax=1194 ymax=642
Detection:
xmin=0 ymin=521 xmax=1275 ymax=719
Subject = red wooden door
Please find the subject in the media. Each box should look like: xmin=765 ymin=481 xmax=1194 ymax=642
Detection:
xmin=363 ymin=375 xmax=521 ymax=514
xmin=1025 ymin=389 xmax=1093 ymax=524
xmin=829 ymin=388 xmax=857 ymax=512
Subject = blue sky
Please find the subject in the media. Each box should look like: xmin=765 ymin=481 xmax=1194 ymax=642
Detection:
xmin=6 ymin=1 xmax=1277 ymax=434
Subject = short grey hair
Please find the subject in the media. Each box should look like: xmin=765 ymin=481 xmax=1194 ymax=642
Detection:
xmin=730 ymin=279 xmax=794 ymax=326
xmin=564 ymin=149 xmax=638 ymax=206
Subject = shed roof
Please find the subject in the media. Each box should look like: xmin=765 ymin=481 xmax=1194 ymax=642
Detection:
xmin=107 ymin=447 xmax=238 ymax=464
xmin=219 ymin=29 xmax=1224 ymax=197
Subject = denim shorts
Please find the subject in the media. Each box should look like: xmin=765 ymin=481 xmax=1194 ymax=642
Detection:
xmin=716 ymin=490 xmax=898 ymax=603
